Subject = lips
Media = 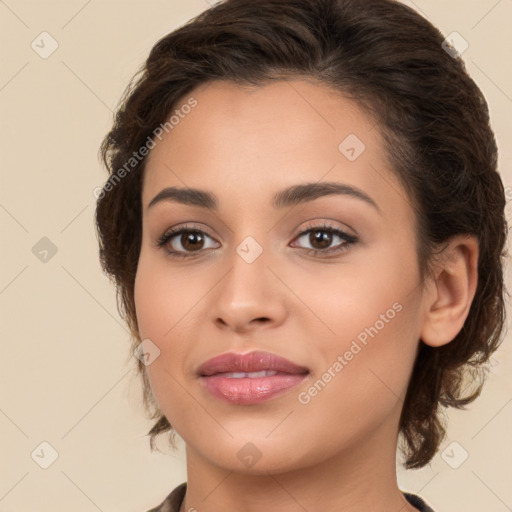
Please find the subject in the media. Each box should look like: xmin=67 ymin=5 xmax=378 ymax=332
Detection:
xmin=197 ymin=350 xmax=309 ymax=377
xmin=197 ymin=351 xmax=310 ymax=405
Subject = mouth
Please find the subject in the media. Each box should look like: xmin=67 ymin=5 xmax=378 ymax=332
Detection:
xmin=197 ymin=351 xmax=310 ymax=405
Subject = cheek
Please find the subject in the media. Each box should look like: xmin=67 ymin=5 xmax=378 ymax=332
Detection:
xmin=294 ymin=299 xmax=421 ymax=455
xmin=295 ymin=243 xmax=422 ymax=412
xmin=291 ymin=240 xmax=419 ymax=347
xmin=133 ymin=251 xmax=208 ymax=425
xmin=134 ymin=248 xmax=197 ymax=340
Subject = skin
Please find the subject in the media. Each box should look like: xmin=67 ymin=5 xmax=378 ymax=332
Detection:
xmin=134 ymin=78 xmax=478 ymax=512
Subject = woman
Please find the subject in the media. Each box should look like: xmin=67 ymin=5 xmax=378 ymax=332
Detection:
xmin=95 ymin=0 xmax=507 ymax=510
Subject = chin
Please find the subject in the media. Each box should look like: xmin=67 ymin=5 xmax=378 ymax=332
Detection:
xmin=187 ymin=433 xmax=326 ymax=476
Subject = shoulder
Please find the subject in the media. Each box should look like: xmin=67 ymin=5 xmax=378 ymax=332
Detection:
xmin=145 ymin=482 xmax=187 ymax=512
xmin=403 ymin=491 xmax=435 ymax=512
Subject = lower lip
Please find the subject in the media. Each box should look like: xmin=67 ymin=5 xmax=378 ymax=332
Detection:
xmin=200 ymin=373 xmax=308 ymax=404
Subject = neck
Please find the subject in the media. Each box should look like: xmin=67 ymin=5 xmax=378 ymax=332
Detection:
xmin=180 ymin=415 xmax=417 ymax=512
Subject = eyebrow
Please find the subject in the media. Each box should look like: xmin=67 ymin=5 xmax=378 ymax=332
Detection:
xmin=147 ymin=182 xmax=380 ymax=212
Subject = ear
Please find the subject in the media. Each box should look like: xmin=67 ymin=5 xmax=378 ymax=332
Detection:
xmin=420 ymin=235 xmax=479 ymax=347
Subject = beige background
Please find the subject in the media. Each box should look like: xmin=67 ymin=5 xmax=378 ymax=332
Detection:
xmin=0 ymin=1 xmax=511 ymax=511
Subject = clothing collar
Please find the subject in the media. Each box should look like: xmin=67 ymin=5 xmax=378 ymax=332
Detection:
xmin=147 ymin=482 xmax=435 ymax=512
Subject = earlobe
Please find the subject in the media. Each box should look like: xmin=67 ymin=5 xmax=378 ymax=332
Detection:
xmin=420 ymin=235 xmax=479 ymax=347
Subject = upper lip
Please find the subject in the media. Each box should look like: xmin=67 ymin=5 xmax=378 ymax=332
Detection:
xmin=197 ymin=350 xmax=310 ymax=376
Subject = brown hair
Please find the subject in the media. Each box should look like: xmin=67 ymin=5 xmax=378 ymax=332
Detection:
xmin=95 ymin=0 xmax=508 ymax=468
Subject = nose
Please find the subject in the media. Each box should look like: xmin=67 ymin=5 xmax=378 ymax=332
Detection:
xmin=210 ymin=243 xmax=288 ymax=334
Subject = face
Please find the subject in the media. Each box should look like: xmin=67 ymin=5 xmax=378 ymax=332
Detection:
xmin=134 ymin=78 xmax=427 ymax=474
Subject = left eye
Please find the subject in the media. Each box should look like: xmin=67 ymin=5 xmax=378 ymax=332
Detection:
xmin=291 ymin=225 xmax=357 ymax=254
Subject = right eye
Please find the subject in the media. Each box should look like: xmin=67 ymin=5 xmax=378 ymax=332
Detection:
xmin=156 ymin=226 xmax=220 ymax=258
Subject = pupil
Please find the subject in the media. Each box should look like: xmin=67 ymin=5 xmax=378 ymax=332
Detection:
xmin=311 ymin=230 xmax=331 ymax=249
xmin=183 ymin=232 xmax=203 ymax=251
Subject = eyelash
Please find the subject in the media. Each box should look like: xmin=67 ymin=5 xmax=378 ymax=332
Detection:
xmin=155 ymin=222 xmax=358 ymax=259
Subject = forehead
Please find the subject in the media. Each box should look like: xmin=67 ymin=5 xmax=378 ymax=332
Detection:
xmin=141 ymin=78 xmax=405 ymax=217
